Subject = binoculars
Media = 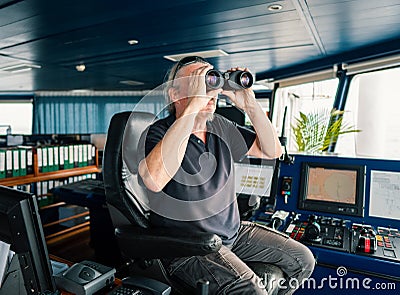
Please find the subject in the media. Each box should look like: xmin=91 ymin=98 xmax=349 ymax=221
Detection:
xmin=205 ymin=70 xmax=254 ymax=91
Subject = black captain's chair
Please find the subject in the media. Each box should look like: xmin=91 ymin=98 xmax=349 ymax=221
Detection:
xmin=103 ymin=111 xmax=284 ymax=294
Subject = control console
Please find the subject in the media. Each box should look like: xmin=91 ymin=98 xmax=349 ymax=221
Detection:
xmin=284 ymin=214 xmax=351 ymax=251
xmin=283 ymin=213 xmax=400 ymax=263
xmin=351 ymin=224 xmax=400 ymax=262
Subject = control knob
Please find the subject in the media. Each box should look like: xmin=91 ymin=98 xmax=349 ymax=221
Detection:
xmin=304 ymin=215 xmax=322 ymax=243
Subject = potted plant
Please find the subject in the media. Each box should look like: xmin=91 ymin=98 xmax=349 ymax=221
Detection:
xmin=291 ymin=108 xmax=361 ymax=153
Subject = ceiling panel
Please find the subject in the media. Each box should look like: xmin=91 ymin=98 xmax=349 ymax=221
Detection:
xmin=0 ymin=0 xmax=400 ymax=92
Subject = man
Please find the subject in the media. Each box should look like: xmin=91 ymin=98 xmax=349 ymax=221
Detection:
xmin=137 ymin=56 xmax=315 ymax=294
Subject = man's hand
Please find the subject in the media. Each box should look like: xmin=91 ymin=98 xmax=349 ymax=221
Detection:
xmin=221 ymin=67 xmax=257 ymax=112
xmin=184 ymin=64 xmax=216 ymax=114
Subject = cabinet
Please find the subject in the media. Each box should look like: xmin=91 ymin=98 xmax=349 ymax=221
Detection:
xmin=0 ymin=145 xmax=101 ymax=245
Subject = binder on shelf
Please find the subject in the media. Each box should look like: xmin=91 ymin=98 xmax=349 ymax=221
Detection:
xmin=27 ymin=147 xmax=33 ymax=175
xmin=48 ymin=179 xmax=54 ymax=191
xmin=19 ymin=146 xmax=33 ymax=175
xmin=36 ymin=181 xmax=42 ymax=196
xmin=78 ymin=144 xmax=83 ymax=167
xmin=54 ymin=179 xmax=61 ymax=188
xmin=42 ymin=147 xmax=49 ymax=173
xmin=48 ymin=146 xmax=54 ymax=172
xmin=0 ymin=149 xmax=5 ymax=179
xmin=73 ymin=145 xmax=79 ymax=168
xmin=91 ymin=145 xmax=96 ymax=166
xmin=12 ymin=149 xmax=20 ymax=177
xmin=59 ymin=145 xmax=65 ymax=170
xmin=53 ymin=146 xmax=59 ymax=171
xmin=37 ymin=147 xmax=43 ymax=173
xmin=82 ymin=144 xmax=88 ymax=167
xmin=19 ymin=148 xmax=27 ymax=176
xmin=42 ymin=181 xmax=48 ymax=196
xmin=68 ymin=145 xmax=74 ymax=169
xmin=6 ymin=150 xmax=13 ymax=178
xmin=87 ymin=144 xmax=93 ymax=166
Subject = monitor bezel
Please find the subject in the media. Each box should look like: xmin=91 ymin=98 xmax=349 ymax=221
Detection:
xmin=298 ymin=162 xmax=365 ymax=217
xmin=235 ymin=157 xmax=279 ymax=206
xmin=0 ymin=185 xmax=56 ymax=294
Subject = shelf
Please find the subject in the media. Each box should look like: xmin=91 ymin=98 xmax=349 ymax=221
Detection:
xmin=40 ymin=201 xmax=67 ymax=210
xmin=46 ymin=221 xmax=91 ymax=244
xmin=0 ymin=166 xmax=101 ymax=186
xmin=43 ymin=211 xmax=90 ymax=228
xmin=0 ymin=144 xmax=102 ymax=260
xmin=0 ymin=145 xmax=100 ymax=187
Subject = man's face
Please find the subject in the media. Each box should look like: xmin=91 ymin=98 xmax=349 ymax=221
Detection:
xmin=173 ymin=62 xmax=221 ymax=118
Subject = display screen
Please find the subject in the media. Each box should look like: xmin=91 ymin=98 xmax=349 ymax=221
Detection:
xmin=305 ymin=166 xmax=357 ymax=204
xmin=234 ymin=162 xmax=275 ymax=197
xmin=299 ymin=162 xmax=365 ymax=216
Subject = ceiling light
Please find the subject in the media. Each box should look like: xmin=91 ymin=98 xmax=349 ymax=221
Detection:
xmin=0 ymin=63 xmax=41 ymax=73
xmin=75 ymin=64 xmax=86 ymax=72
xmin=268 ymin=4 xmax=283 ymax=11
xmin=120 ymin=80 xmax=144 ymax=86
xmin=164 ymin=49 xmax=229 ymax=62
xmin=128 ymin=39 xmax=139 ymax=45
xmin=70 ymin=89 xmax=92 ymax=93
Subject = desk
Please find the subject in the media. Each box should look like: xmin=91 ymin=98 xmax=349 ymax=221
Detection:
xmin=52 ymin=179 xmax=121 ymax=267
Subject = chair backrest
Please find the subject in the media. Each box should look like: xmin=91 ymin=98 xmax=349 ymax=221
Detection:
xmin=103 ymin=111 xmax=156 ymax=229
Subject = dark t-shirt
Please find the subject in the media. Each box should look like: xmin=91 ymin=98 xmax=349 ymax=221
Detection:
xmin=138 ymin=114 xmax=256 ymax=245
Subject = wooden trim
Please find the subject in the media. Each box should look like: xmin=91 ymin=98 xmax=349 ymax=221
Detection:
xmin=0 ymin=166 xmax=101 ymax=186
xmin=45 ymin=221 xmax=90 ymax=242
xmin=43 ymin=211 xmax=89 ymax=228
xmin=40 ymin=201 xmax=66 ymax=210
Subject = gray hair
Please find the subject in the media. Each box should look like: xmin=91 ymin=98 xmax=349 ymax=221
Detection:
xmin=163 ymin=62 xmax=180 ymax=115
xmin=163 ymin=57 xmax=210 ymax=114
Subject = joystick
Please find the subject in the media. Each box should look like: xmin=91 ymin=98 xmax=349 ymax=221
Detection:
xmin=303 ymin=215 xmax=322 ymax=243
xmin=357 ymin=227 xmax=377 ymax=253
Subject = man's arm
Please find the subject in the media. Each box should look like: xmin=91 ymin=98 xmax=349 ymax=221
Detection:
xmin=138 ymin=65 xmax=215 ymax=192
xmin=244 ymin=98 xmax=282 ymax=159
xmin=222 ymin=70 xmax=282 ymax=159
xmin=138 ymin=112 xmax=196 ymax=192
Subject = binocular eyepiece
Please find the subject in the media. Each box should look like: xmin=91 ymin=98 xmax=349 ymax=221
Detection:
xmin=205 ymin=70 xmax=254 ymax=91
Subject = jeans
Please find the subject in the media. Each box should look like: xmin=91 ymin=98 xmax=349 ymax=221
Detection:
xmin=167 ymin=221 xmax=316 ymax=294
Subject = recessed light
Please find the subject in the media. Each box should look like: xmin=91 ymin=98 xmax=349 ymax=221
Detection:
xmin=70 ymin=89 xmax=91 ymax=93
xmin=164 ymin=49 xmax=229 ymax=62
xmin=75 ymin=64 xmax=86 ymax=72
xmin=268 ymin=4 xmax=283 ymax=11
xmin=128 ymin=39 xmax=139 ymax=45
xmin=120 ymin=80 xmax=144 ymax=86
xmin=0 ymin=63 xmax=41 ymax=73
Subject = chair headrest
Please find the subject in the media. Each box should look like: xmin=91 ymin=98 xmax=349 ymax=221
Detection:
xmin=103 ymin=111 xmax=156 ymax=228
xmin=123 ymin=112 xmax=156 ymax=174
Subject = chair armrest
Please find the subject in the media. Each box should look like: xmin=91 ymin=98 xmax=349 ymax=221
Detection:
xmin=115 ymin=225 xmax=222 ymax=259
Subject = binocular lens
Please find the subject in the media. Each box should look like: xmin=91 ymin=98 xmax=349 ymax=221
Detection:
xmin=228 ymin=70 xmax=254 ymax=90
xmin=239 ymin=72 xmax=253 ymax=88
xmin=205 ymin=70 xmax=224 ymax=89
xmin=205 ymin=70 xmax=254 ymax=90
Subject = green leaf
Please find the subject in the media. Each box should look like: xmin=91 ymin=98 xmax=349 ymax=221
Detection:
xmin=291 ymin=108 xmax=361 ymax=152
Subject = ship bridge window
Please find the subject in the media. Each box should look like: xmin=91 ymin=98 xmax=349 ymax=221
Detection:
xmin=273 ymin=78 xmax=339 ymax=153
xmin=0 ymin=101 xmax=33 ymax=135
xmin=336 ymin=67 xmax=400 ymax=160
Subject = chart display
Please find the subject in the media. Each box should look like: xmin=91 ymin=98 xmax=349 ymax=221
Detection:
xmin=306 ymin=167 xmax=357 ymax=204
